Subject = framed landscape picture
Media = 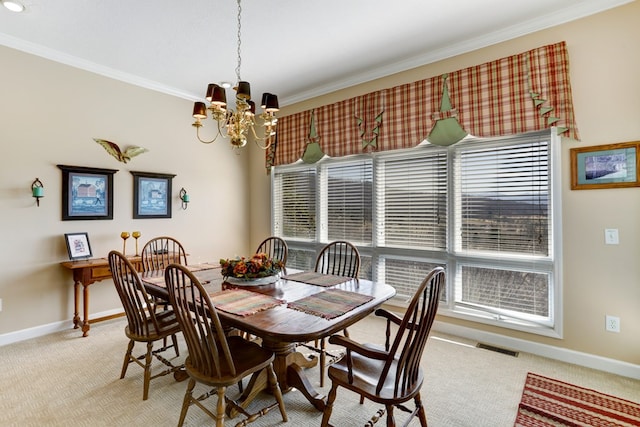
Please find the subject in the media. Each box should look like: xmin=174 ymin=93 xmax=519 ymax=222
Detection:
xmin=57 ymin=165 xmax=118 ymax=220
xmin=64 ymin=232 xmax=93 ymax=260
xmin=570 ymin=141 xmax=640 ymax=190
xmin=131 ymin=171 xmax=176 ymax=219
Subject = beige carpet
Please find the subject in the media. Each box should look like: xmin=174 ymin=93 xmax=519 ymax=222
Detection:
xmin=0 ymin=315 xmax=638 ymax=427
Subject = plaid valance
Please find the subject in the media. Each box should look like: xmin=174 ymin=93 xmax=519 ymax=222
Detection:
xmin=268 ymin=41 xmax=579 ymax=169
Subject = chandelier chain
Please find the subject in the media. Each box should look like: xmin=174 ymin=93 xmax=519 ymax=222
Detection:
xmin=235 ymin=0 xmax=242 ymax=82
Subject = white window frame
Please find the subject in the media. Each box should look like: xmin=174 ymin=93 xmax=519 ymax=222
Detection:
xmin=271 ymin=130 xmax=562 ymax=338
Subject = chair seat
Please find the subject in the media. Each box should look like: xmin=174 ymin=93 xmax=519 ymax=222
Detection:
xmin=125 ymin=309 xmax=182 ymax=342
xmin=327 ymin=343 xmax=424 ymax=404
xmin=185 ymin=336 xmax=275 ymax=387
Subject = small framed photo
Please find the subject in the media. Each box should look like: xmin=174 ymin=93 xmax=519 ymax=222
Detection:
xmin=570 ymin=141 xmax=640 ymax=190
xmin=57 ymin=165 xmax=118 ymax=220
xmin=131 ymin=171 xmax=176 ymax=219
xmin=64 ymin=232 xmax=93 ymax=260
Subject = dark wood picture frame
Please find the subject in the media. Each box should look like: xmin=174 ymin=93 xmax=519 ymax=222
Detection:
xmin=57 ymin=165 xmax=118 ymax=220
xmin=131 ymin=171 xmax=176 ymax=219
xmin=570 ymin=141 xmax=640 ymax=190
xmin=63 ymin=232 xmax=93 ymax=260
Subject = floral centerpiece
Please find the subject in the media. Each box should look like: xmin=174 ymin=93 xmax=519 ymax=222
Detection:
xmin=220 ymin=252 xmax=284 ymax=284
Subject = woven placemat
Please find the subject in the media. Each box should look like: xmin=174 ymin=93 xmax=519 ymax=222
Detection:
xmin=282 ymin=271 xmax=350 ymax=287
xmin=287 ymin=289 xmax=373 ymax=320
xmin=187 ymin=262 xmax=220 ymax=272
xmin=208 ymin=289 xmax=283 ymax=317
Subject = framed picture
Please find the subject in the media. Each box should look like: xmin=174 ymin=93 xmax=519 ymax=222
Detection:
xmin=570 ymin=141 xmax=640 ymax=190
xmin=57 ymin=165 xmax=118 ymax=220
xmin=131 ymin=171 xmax=176 ymax=219
xmin=64 ymin=232 xmax=93 ymax=260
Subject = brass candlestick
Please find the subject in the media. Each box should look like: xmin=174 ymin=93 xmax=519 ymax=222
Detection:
xmin=120 ymin=232 xmax=130 ymax=255
xmin=132 ymin=231 xmax=141 ymax=256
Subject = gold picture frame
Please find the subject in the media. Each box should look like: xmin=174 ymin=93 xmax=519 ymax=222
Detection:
xmin=570 ymin=141 xmax=640 ymax=190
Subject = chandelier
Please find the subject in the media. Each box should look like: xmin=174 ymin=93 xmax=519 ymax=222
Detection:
xmin=191 ymin=0 xmax=278 ymax=149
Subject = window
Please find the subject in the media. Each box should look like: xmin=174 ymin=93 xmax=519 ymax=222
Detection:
xmin=272 ymin=130 xmax=560 ymax=336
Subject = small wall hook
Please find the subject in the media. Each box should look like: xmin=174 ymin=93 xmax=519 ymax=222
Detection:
xmin=179 ymin=187 xmax=189 ymax=210
xmin=32 ymin=178 xmax=44 ymax=207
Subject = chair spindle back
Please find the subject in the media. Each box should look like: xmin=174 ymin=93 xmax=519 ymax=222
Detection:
xmin=256 ymin=236 xmax=288 ymax=267
xmin=108 ymin=250 xmax=160 ymax=337
xmin=315 ymin=241 xmax=360 ymax=278
xmin=378 ymin=266 xmax=445 ymax=396
xmin=141 ymin=236 xmax=187 ymax=272
xmin=165 ymin=264 xmax=236 ymax=379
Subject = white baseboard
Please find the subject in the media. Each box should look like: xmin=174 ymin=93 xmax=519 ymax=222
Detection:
xmin=433 ymin=321 xmax=640 ymax=380
xmin=0 ymin=308 xmax=124 ymax=347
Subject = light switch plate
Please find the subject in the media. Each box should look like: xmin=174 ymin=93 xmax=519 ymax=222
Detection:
xmin=604 ymin=229 xmax=619 ymax=245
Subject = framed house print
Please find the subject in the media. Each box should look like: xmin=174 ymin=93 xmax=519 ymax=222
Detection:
xmin=57 ymin=165 xmax=118 ymax=220
xmin=570 ymin=141 xmax=640 ymax=190
xmin=64 ymin=232 xmax=93 ymax=260
xmin=131 ymin=171 xmax=176 ymax=219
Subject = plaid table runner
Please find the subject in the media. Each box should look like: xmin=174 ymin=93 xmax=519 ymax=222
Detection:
xmin=287 ymin=289 xmax=374 ymax=320
xmin=282 ymin=271 xmax=351 ymax=287
xmin=208 ymin=289 xmax=283 ymax=317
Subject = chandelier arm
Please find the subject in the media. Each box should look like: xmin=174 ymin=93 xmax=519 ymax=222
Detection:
xmin=248 ymin=122 xmax=274 ymax=150
xmin=194 ymin=119 xmax=227 ymax=144
xmin=254 ymin=137 xmax=273 ymax=150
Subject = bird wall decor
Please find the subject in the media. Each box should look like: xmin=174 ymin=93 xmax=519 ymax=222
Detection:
xmin=94 ymin=138 xmax=148 ymax=163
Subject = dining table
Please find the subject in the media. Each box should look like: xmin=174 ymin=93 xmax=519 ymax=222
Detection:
xmin=141 ymin=264 xmax=396 ymax=413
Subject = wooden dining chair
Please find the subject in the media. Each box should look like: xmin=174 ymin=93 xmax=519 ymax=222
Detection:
xmin=140 ymin=236 xmax=188 ymax=272
xmin=164 ymin=263 xmax=288 ymax=427
xmin=314 ymin=240 xmax=360 ymax=278
xmin=108 ymin=250 xmax=183 ymax=401
xmin=320 ymin=266 xmax=445 ymax=427
xmin=141 ymin=236 xmax=188 ymax=316
xmin=309 ymin=240 xmax=361 ymax=387
xmin=255 ymin=236 xmax=288 ymax=268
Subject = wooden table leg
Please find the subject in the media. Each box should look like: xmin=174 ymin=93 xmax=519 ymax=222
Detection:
xmin=287 ymin=363 xmax=326 ymax=411
xmin=81 ymin=283 xmax=90 ymax=337
xmin=72 ymin=280 xmax=81 ymax=329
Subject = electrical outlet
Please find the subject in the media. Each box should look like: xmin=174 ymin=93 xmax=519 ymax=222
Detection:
xmin=605 ymin=315 xmax=620 ymax=332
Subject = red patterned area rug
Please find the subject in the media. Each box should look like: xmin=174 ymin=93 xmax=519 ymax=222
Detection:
xmin=514 ymin=372 xmax=640 ymax=427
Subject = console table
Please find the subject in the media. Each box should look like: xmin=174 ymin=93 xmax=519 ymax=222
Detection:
xmin=60 ymin=256 xmax=141 ymax=337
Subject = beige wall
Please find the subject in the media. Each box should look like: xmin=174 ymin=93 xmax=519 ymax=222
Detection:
xmin=250 ymin=2 xmax=640 ymax=366
xmin=0 ymin=45 xmax=254 ymax=335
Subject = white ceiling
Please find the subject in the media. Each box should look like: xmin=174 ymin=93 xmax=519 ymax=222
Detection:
xmin=0 ymin=0 xmax=632 ymax=107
